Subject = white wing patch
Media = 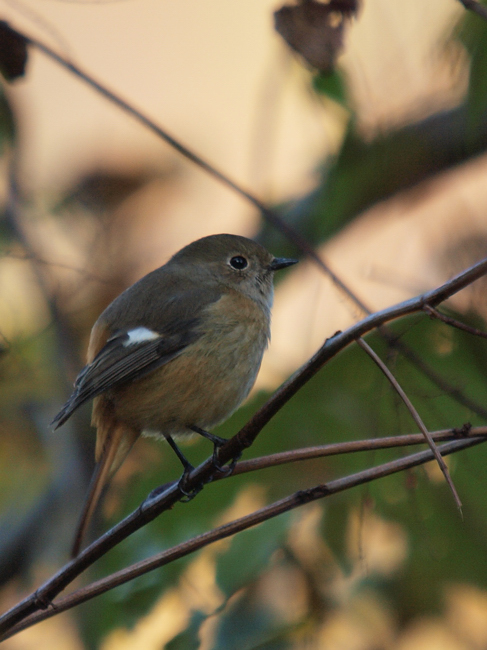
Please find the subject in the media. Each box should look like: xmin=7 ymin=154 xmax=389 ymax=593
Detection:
xmin=123 ymin=327 xmax=161 ymax=346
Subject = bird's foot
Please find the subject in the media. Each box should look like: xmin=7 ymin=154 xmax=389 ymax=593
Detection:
xmin=212 ymin=444 xmax=242 ymax=477
xmin=178 ymin=464 xmax=203 ymax=501
xmin=190 ymin=425 xmax=226 ymax=447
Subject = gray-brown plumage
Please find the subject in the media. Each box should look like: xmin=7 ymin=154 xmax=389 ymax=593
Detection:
xmin=52 ymin=234 xmax=297 ymax=556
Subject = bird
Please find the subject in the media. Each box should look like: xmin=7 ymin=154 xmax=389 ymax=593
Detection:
xmin=52 ymin=233 xmax=297 ymax=556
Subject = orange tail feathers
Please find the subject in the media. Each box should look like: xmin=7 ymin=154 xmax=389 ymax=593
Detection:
xmin=71 ymin=422 xmax=139 ymax=558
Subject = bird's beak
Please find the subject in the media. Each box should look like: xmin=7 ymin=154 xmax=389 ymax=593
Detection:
xmin=269 ymin=257 xmax=298 ymax=271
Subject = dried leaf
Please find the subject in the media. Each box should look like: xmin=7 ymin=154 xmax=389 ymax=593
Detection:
xmin=0 ymin=21 xmax=28 ymax=82
xmin=274 ymin=0 xmax=358 ymax=73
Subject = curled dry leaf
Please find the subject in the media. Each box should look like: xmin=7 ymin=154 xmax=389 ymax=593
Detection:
xmin=0 ymin=21 xmax=28 ymax=82
xmin=274 ymin=0 xmax=358 ymax=73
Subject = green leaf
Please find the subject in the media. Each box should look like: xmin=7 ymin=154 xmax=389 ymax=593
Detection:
xmin=455 ymin=6 xmax=487 ymax=141
xmin=166 ymin=611 xmax=206 ymax=650
xmin=312 ymin=69 xmax=347 ymax=106
xmin=216 ymin=514 xmax=291 ymax=597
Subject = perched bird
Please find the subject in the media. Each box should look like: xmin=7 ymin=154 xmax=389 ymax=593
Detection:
xmin=52 ymin=233 xmax=297 ymax=556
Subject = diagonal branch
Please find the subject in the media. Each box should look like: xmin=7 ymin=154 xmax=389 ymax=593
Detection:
xmin=0 ymin=257 xmax=486 ymax=635
xmin=385 ymin=335 xmax=487 ymax=419
xmin=20 ymin=24 xmax=367 ymax=311
xmin=424 ymin=305 xmax=487 ymax=340
xmin=356 ymin=337 xmax=462 ymax=511
xmin=224 ymin=257 xmax=487 ymax=461
xmin=2 ymin=435 xmax=484 ymax=640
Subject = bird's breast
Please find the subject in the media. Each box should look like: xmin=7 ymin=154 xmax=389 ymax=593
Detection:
xmin=107 ymin=290 xmax=270 ymax=435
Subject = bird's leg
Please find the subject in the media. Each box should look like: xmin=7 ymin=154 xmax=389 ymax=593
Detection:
xmin=190 ymin=426 xmax=241 ymax=476
xmin=190 ymin=425 xmax=227 ymax=447
xmin=165 ymin=434 xmax=201 ymax=500
xmin=166 ymin=433 xmax=193 ymax=472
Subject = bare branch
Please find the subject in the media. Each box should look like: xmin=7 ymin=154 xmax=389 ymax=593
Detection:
xmin=229 ymin=425 xmax=485 ymax=475
xmin=424 ymin=305 xmax=487 ymax=340
xmin=1 ymin=259 xmax=486 ymax=636
xmin=225 ymin=259 xmax=487 ymax=461
xmin=386 ymin=336 xmax=487 ymax=419
xmin=2 ymin=435 xmax=484 ymax=640
xmin=356 ymin=338 xmax=462 ymax=511
xmin=14 ymin=23 xmax=369 ymax=313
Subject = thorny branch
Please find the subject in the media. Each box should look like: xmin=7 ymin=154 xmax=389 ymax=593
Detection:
xmin=1 ymin=257 xmax=487 ymax=635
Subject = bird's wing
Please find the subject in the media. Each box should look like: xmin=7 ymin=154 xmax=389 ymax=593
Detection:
xmin=51 ymin=319 xmax=198 ymax=428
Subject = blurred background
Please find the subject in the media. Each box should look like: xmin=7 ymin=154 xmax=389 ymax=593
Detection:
xmin=1 ymin=0 xmax=487 ymax=648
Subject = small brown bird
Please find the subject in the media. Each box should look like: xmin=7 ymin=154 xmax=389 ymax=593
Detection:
xmin=52 ymin=234 xmax=297 ymax=556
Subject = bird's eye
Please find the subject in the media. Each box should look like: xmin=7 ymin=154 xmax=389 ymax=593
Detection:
xmin=229 ymin=255 xmax=248 ymax=270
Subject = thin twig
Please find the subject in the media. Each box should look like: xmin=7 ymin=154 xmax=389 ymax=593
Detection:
xmin=424 ymin=305 xmax=487 ymax=340
xmin=20 ymin=26 xmax=350 ymax=295
xmin=228 ymin=425 xmax=484 ymax=475
xmin=356 ymin=338 xmax=462 ymax=511
xmin=2 ymin=435 xmax=483 ymax=640
xmin=5 ymin=155 xmax=82 ymax=374
xmin=386 ymin=336 xmax=487 ymax=419
xmin=3 ymin=249 xmax=112 ymax=284
xmin=1 ymin=260 xmax=486 ymax=636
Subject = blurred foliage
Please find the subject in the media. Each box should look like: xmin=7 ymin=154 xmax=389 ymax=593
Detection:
xmin=0 ymin=87 xmax=14 ymax=149
xmin=2 ymin=4 xmax=487 ymax=650
xmin=456 ymin=6 xmax=487 ymax=138
xmin=312 ymin=69 xmax=348 ymax=106
xmin=260 ymin=10 xmax=487 ymax=259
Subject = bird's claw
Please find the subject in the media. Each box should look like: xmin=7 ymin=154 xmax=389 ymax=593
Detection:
xmin=212 ymin=447 xmax=242 ymax=477
xmin=178 ymin=465 xmax=203 ymax=501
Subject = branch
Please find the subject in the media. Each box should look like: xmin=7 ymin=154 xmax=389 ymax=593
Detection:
xmin=0 ymin=256 xmax=486 ymax=635
xmin=385 ymin=336 xmax=487 ymax=419
xmin=424 ymin=305 xmax=487 ymax=340
xmin=229 ymin=425 xmax=485 ymax=475
xmin=356 ymin=338 xmax=462 ymax=511
xmin=3 ymin=435 xmax=484 ymax=640
xmin=225 ymin=255 xmax=487 ymax=460
xmin=0 ymin=22 xmax=427 ymax=321
xmin=15 ymin=25 xmax=329 ymax=273
xmin=5 ymin=152 xmax=82 ymax=374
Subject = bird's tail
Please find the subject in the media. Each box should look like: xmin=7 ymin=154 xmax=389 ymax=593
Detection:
xmin=71 ymin=412 xmax=139 ymax=558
